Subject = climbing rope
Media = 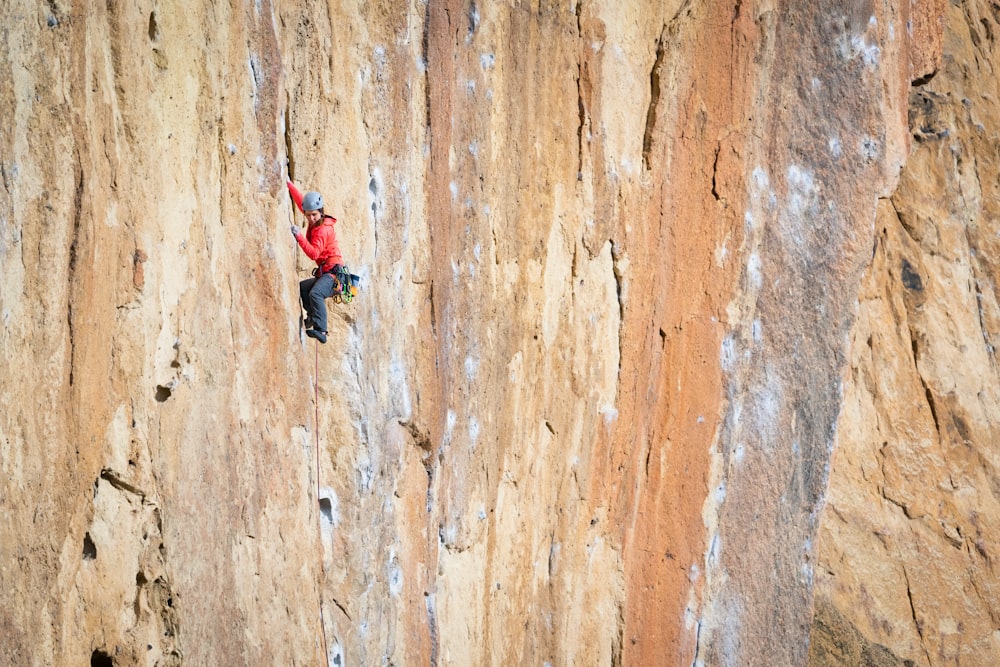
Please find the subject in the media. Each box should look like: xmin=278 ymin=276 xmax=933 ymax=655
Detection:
xmin=313 ymin=339 xmax=331 ymax=665
xmin=287 ymin=175 xmax=331 ymax=663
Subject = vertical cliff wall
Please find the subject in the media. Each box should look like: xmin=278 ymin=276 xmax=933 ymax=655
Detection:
xmin=2 ymin=1 xmax=312 ymax=664
xmin=812 ymin=2 xmax=1000 ymax=665
xmin=3 ymin=1 xmax=996 ymax=666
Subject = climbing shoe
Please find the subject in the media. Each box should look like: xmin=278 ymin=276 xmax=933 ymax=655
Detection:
xmin=306 ymin=329 xmax=328 ymax=344
xmin=304 ymin=315 xmax=315 ymax=329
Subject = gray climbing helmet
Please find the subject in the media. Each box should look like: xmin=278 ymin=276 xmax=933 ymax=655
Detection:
xmin=302 ymin=191 xmax=324 ymax=211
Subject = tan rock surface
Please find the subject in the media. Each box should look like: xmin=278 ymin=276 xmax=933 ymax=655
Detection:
xmin=2 ymin=1 xmax=996 ymax=666
xmin=813 ymin=2 xmax=1000 ymax=665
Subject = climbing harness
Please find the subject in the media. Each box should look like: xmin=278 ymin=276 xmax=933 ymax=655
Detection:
xmin=312 ymin=263 xmax=360 ymax=305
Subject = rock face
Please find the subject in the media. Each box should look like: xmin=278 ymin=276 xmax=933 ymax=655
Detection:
xmin=812 ymin=2 xmax=1000 ymax=665
xmin=1 ymin=1 xmax=996 ymax=666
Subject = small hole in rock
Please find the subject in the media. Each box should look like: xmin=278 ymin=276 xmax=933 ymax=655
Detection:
xmin=155 ymin=385 xmax=172 ymax=402
xmin=319 ymin=498 xmax=333 ymax=525
xmin=83 ymin=533 xmax=97 ymax=560
xmin=91 ymin=649 xmax=114 ymax=667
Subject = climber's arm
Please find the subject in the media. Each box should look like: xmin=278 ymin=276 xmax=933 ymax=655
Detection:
xmin=287 ymin=181 xmax=305 ymax=212
xmin=295 ymin=224 xmax=340 ymax=265
xmin=295 ymin=230 xmax=323 ymax=262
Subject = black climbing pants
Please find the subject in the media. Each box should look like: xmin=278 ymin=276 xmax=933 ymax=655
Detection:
xmin=299 ymin=272 xmax=338 ymax=333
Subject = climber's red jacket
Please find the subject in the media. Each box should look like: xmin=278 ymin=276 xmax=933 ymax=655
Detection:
xmin=288 ymin=181 xmax=343 ymax=273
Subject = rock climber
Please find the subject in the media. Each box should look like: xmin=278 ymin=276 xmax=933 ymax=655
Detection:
xmin=288 ymin=181 xmax=343 ymax=344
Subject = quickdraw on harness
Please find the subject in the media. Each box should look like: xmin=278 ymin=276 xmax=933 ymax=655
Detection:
xmin=315 ymin=263 xmax=361 ymax=304
xmin=335 ymin=265 xmax=360 ymax=304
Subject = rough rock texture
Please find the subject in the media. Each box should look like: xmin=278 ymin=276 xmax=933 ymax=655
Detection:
xmin=812 ymin=2 xmax=1000 ymax=665
xmin=1 ymin=0 xmax=996 ymax=666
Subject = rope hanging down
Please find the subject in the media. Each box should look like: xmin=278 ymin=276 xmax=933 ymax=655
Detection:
xmin=313 ymin=340 xmax=331 ymax=664
xmin=291 ymin=209 xmax=332 ymax=663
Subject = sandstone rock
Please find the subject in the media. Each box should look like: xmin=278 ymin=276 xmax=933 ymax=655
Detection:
xmin=2 ymin=1 xmax=995 ymax=666
xmin=813 ymin=3 xmax=1000 ymax=665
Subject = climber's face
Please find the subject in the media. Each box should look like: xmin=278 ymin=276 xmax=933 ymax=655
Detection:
xmin=305 ymin=210 xmax=323 ymax=225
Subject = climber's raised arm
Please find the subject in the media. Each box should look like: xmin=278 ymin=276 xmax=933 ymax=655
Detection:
xmin=287 ymin=180 xmax=305 ymax=212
